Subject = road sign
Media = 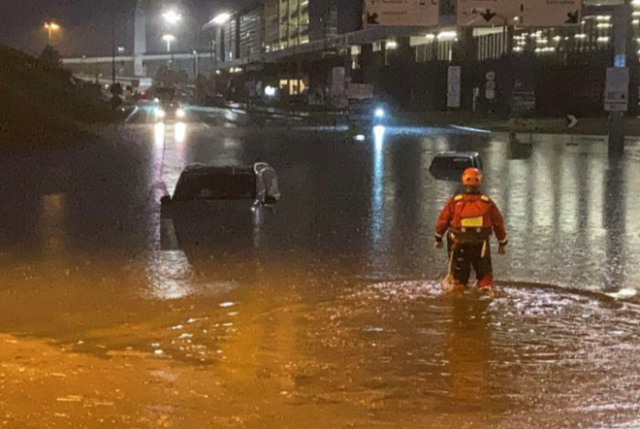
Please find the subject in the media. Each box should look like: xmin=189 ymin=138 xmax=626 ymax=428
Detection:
xmin=605 ymin=67 xmax=629 ymax=112
xmin=567 ymin=114 xmax=579 ymax=129
xmin=364 ymin=0 xmax=439 ymax=27
xmin=457 ymin=0 xmax=582 ymax=27
xmin=457 ymin=0 xmax=520 ymax=26
xmin=447 ymin=66 xmax=462 ymax=108
xmin=520 ymin=0 xmax=582 ymax=27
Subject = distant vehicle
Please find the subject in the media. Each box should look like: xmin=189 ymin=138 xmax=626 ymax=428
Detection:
xmin=348 ymin=99 xmax=388 ymax=124
xmin=151 ymin=87 xmax=187 ymax=121
xmin=161 ymin=162 xmax=281 ymax=209
xmin=346 ymin=84 xmax=389 ymax=137
xmin=154 ymin=101 xmax=186 ymax=122
xmin=155 ymin=87 xmax=175 ymax=105
xmin=429 ymin=152 xmax=483 ymax=181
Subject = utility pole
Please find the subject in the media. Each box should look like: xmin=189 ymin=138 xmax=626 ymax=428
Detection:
xmin=213 ymin=33 xmax=218 ymax=93
xmin=111 ymin=1 xmax=117 ymax=85
xmin=193 ymin=50 xmax=199 ymax=77
xmin=608 ymin=1 xmax=631 ymax=158
xmin=134 ymin=0 xmax=147 ymax=78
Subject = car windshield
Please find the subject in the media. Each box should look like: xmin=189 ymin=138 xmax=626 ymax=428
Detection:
xmin=201 ymin=172 xmax=255 ymax=200
xmin=172 ymin=167 xmax=256 ymax=201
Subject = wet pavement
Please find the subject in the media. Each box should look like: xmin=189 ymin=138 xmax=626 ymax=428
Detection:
xmin=1 ymin=109 xmax=640 ymax=428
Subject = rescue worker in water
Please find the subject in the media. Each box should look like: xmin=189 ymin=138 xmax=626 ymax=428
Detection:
xmin=434 ymin=168 xmax=508 ymax=293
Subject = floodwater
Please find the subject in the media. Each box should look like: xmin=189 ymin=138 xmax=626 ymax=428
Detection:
xmin=0 ymin=112 xmax=640 ymax=428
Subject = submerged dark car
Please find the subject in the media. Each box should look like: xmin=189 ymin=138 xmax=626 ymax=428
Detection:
xmin=429 ymin=151 xmax=483 ymax=181
xmin=160 ymin=162 xmax=281 ymax=255
xmin=161 ymin=162 xmax=280 ymax=208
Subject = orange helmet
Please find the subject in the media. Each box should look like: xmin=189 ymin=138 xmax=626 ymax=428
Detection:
xmin=462 ymin=168 xmax=483 ymax=187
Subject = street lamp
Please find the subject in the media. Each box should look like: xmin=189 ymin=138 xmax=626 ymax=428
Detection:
xmin=163 ymin=34 xmax=176 ymax=52
xmin=162 ymin=10 xmax=182 ymax=26
xmin=44 ymin=21 xmax=60 ymax=44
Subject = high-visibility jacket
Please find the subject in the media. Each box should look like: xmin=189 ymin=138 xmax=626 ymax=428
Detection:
xmin=435 ymin=192 xmax=508 ymax=245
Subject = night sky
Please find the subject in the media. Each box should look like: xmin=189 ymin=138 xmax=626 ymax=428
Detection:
xmin=0 ymin=0 xmax=254 ymax=56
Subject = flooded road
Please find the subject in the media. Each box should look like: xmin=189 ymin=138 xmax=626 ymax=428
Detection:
xmin=0 ymin=115 xmax=640 ymax=428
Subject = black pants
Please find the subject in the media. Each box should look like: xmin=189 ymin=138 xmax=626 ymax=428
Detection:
xmin=448 ymin=241 xmax=493 ymax=286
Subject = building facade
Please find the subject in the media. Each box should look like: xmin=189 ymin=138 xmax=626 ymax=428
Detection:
xmin=199 ymin=0 xmax=638 ymax=115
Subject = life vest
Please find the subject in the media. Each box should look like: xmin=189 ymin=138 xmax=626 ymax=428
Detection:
xmin=450 ymin=194 xmax=493 ymax=243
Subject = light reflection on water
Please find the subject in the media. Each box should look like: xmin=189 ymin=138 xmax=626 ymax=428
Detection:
xmin=39 ymin=193 xmax=67 ymax=261
xmin=153 ymin=121 xmax=165 ymax=148
xmin=146 ymin=249 xmax=194 ymax=300
xmin=370 ymin=125 xmax=385 ymax=259
xmin=174 ymin=121 xmax=187 ymax=145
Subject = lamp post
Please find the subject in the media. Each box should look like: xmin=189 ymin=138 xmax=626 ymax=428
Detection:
xmin=608 ymin=1 xmax=632 ymax=157
xmin=111 ymin=1 xmax=117 ymax=86
xmin=44 ymin=21 xmax=60 ymax=45
xmin=163 ymin=34 xmax=176 ymax=53
xmin=161 ymin=8 xmax=181 ymax=71
xmin=163 ymin=34 xmax=176 ymax=69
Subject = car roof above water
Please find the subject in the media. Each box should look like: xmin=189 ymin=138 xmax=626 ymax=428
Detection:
xmin=433 ymin=151 xmax=480 ymax=159
xmin=182 ymin=164 xmax=254 ymax=176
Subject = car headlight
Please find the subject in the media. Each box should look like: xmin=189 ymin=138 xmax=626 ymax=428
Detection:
xmin=374 ymin=108 xmax=385 ymax=118
xmin=155 ymin=108 xmax=166 ymax=118
xmin=176 ymin=108 xmax=186 ymax=118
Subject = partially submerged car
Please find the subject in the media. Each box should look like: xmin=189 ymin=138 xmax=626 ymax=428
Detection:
xmin=429 ymin=151 xmax=483 ymax=181
xmin=160 ymin=162 xmax=281 ymax=255
xmin=161 ymin=162 xmax=280 ymax=208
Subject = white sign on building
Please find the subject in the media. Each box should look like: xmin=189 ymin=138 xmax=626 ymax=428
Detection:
xmin=447 ymin=66 xmax=462 ymax=108
xmin=605 ymin=67 xmax=630 ymax=112
xmin=364 ymin=0 xmax=440 ymax=27
xmin=519 ymin=0 xmax=582 ymax=27
xmin=458 ymin=0 xmax=582 ymax=27
xmin=330 ymin=67 xmax=348 ymax=109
